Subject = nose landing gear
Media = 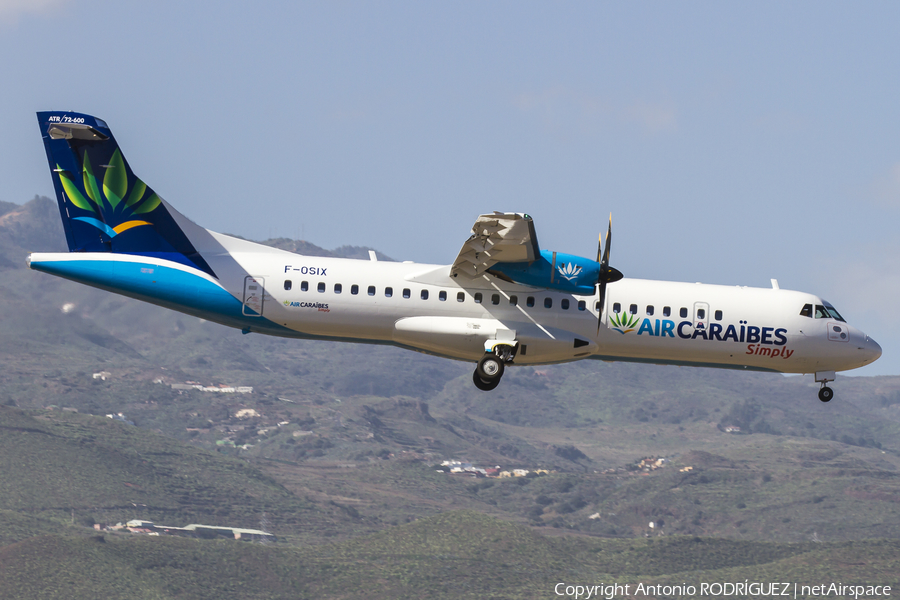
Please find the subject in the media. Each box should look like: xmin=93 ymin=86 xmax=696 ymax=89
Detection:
xmin=473 ymin=370 xmax=501 ymax=391
xmin=815 ymin=370 xmax=836 ymax=403
xmin=472 ymin=342 xmax=517 ymax=391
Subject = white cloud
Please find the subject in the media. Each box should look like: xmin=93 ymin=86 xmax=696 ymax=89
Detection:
xmin=622 ymin=101 xmax=677 ymax=134
xmin=0 ymin=0 xmax=72 ymax=24
xmin=515 ymin=87 xmax=608 ymax=135
xmin=871 ymin=162 xmax=900 ymax=209
xmin=825 ymin=243 xmax=900 ymax=335
xmin=822 ymin=246 xmax=900 ymax=375
xmin=515 ymin=87 xmax=677 ymax=137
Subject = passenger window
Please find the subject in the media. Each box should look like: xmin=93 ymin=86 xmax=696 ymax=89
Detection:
xmin=367 ymin=286 xmax=375 ymax=296
xmin=800 ymin=304 xmax=812 ymax=318
xmin=526 ymin=296 xmax=535 ymax=307
xmin=317 ymin=282 xmax=326 ymax=293
xmin=663 ymin=306 xmax=671 ymax=317
xmin=421 ymin=290 xmax=429 ymax=300
xmin=491 ymin=294 xmax=500 ymax=305
xmin=561 ymin=299 xmax=570 ymax=310
xmin=544 ymin=298 xmax=553 ymax=309
xmin=577 ymin=300 xmax=586 ymax=311
xmin=351 ymin=284 xmax=359 ymax=295
xmin=613 ymin=302 xmax=621 ymax=313
xmin=646 ymin=305 xmax=654 ymax=316
xmin=334 ymin=283 xmax=342 ymax=294
xmin=715 ymin=310 xmax=723 ymax=321
xmin=385 ymin=287 xmax=393 ymax=298
xmin=457 ymin=292 xmax=465 ymax=302
xmin=402 ymin=288 xmax=410 ymax=299
xmin=629 ymin=304 xmax=637 ymax=315
xmin=680 ymin=307 xmax=688 ymax=318
xmin=509 ymin=295 xmax=518 ymax=306
xmin=697 ymin=308 xmax=705 ymax=319
xmin=284 ymin=280 xmax=292 ymax=291
xmin=439 ymin=291 xmax=447 ymax=301
xmin=301 ymin=281 xmax=309 ymax=292
xmin=474 ymin=293 xmax=482 ymax=304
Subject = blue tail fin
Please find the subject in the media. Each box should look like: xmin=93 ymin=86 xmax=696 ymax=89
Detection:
xmin=37 ymin=111 xmax=215 ymax=277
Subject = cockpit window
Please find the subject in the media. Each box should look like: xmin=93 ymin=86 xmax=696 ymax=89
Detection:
xmin=814 ymin=304 xmax=845 ymax=322
xmin=823 ymin=303 xmax=845 ymax=322
xmin=800 ymin=304 xmax=812 ymax=318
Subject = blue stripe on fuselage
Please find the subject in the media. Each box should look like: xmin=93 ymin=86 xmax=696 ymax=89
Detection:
xmin=29 ymin=257 xmax=292 ymax=334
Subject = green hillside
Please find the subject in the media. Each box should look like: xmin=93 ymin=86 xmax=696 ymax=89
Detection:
xmin=0 ymin=512 xmax=897 ymax=600
xmin=0 ymin=406 xmax=359 ymax=543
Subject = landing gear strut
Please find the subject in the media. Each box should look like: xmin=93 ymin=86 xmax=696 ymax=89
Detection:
xmin=472 ymin=342 xmax=517 ymax=391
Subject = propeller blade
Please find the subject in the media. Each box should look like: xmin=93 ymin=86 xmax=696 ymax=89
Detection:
xmin=597 ymin=279 xmax=607 ymax=335
xmin=601 ymin=215 xmax=612 ymax=268
xmin=596 ymin=214 xmax=622 ymax=334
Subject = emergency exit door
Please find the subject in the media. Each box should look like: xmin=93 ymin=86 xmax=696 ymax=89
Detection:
xmin=693 ymin=302 xmax=709 ymax=332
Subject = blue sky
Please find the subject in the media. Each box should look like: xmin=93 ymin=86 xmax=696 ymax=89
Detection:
xmin=2 ymin=1 xmax=898 ymax=375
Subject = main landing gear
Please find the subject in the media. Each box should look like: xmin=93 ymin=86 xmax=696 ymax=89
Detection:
xmin=472 ymin=343 xmax=517 ymax=391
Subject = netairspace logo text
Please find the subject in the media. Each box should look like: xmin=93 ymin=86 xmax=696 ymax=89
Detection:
xmin=554 ymin=581 xmax=892 ymax=599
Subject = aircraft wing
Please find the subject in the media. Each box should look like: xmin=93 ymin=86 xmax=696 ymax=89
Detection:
xmin=450 ymin=212 xmax=540 ymax=278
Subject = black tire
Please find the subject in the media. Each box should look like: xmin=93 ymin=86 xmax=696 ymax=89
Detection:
xmin=818 ymin=386 xmax=834 ymax=403
xmin=473 ymin=371 xmax=501 ymax=391
xmin=476 ymin=354 xmax=505 ymax=381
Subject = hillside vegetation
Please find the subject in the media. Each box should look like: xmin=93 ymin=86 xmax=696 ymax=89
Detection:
xmin=1 ymin=512 xmax=898 ymax=600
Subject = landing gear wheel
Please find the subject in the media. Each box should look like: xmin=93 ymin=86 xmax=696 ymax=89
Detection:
xmin=818 ymin=386 xmax=834 ymax=403
xmin=476 ymin=354 xmax=505 ymax=381
xmin=473 ymin=371 xmax=501 ymax=391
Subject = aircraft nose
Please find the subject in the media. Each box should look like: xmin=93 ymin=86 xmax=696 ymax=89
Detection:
xmin=860 ymin=334 xmax=882 ymax=365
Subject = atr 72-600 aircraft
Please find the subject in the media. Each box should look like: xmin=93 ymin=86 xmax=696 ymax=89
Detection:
xmin=28 ymin=112 xmax=881 ymax=401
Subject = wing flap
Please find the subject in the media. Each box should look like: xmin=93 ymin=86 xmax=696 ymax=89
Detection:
xmin=451 ymin=212 xmax=539 ymax=278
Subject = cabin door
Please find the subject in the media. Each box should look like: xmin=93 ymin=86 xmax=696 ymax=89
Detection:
xmin=242 ymin=276 xmax=265 ymax=316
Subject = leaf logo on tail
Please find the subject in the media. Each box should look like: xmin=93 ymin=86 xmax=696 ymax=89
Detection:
xmin=57 ymin=149 xmax=160 ymax=238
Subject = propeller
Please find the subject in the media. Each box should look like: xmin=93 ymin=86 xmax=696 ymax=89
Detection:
xmin=596 ymin=214 xmax=624 ymax=333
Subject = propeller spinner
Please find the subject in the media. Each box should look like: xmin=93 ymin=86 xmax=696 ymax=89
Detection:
xmin=596 ymin=215 xmax=624 ymax=333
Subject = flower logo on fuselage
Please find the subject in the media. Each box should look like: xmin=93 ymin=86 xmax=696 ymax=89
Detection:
xmin=609 ymin=312 xmax=640 ymax=334
xmin=557 ymin=262 xmax=582 ymax=281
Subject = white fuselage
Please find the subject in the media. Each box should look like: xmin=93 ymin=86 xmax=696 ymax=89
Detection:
xmin=201 ymin=234 xmax=881 ymax=375
xmin=28 ymin=230 xmax=881 ymax=377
